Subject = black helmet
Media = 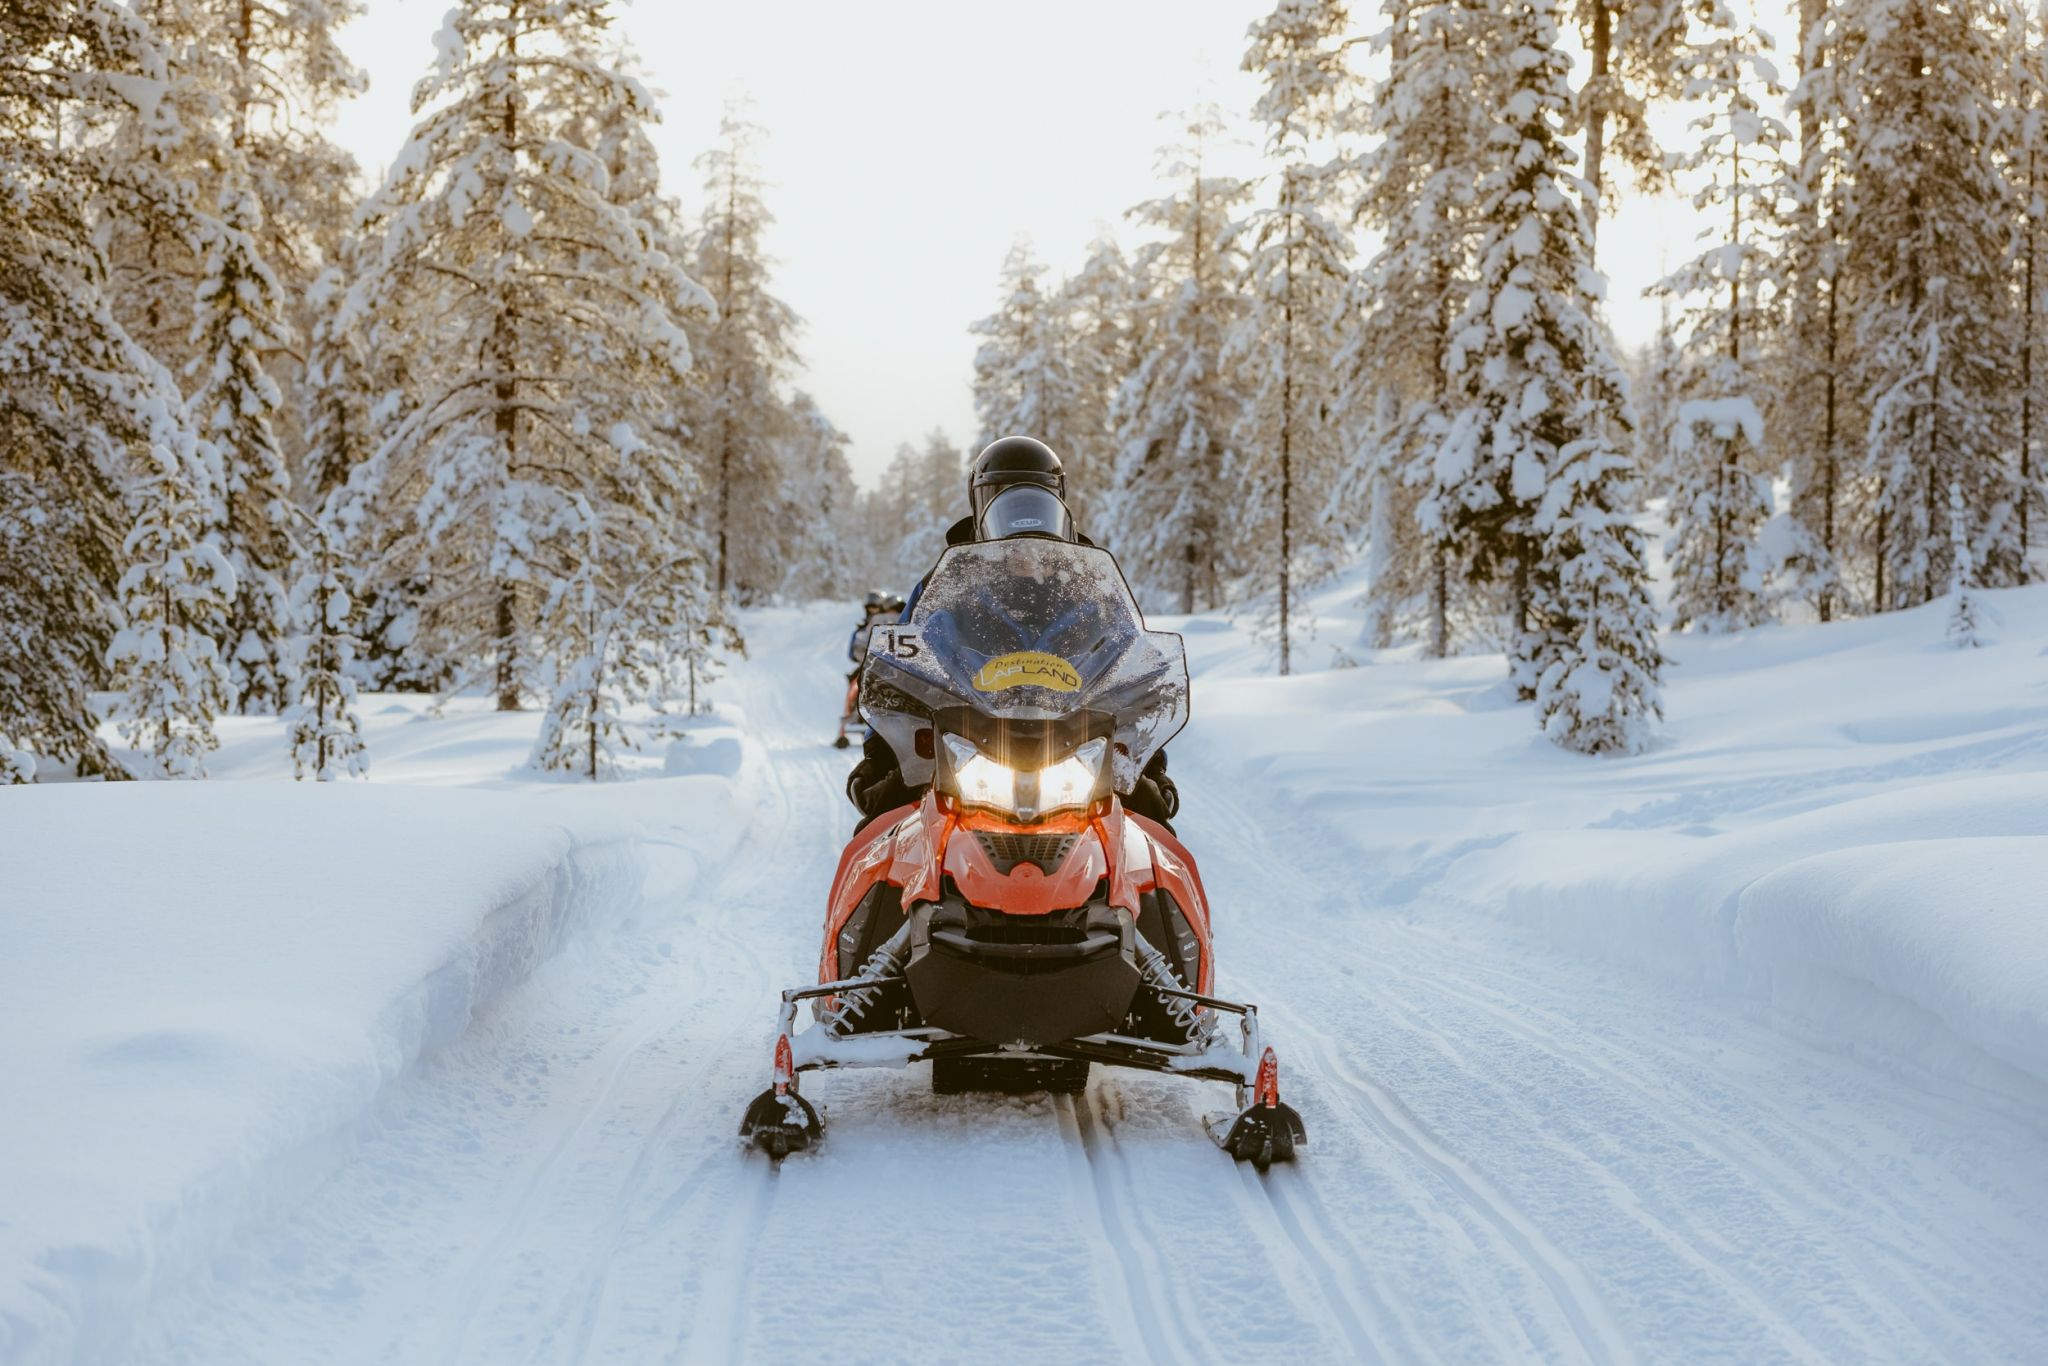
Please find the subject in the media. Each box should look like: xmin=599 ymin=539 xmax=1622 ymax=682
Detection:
xmin=880 ymin=591 xmax=905 ymax=612
xmin=862 ymin=589 xmax=888 ymax=612
xmin=977 ymin=483 xmax=1076 ymax=543
xmin=969 ymin=436 xmax=1065 ymax=522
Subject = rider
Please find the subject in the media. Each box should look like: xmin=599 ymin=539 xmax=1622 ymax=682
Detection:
xmin=835 ymin=590 xmax=903 ymax=749
xmin=845 ymin=436 xmax=1180 ymax=826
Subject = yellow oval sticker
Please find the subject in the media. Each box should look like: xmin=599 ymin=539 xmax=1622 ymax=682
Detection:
xmin=973 ymin=650 xmax=1081 ymax=693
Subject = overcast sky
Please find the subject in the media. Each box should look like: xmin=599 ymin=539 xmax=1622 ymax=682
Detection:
xmin=332 ymin=1 xmax=1688 ymax=487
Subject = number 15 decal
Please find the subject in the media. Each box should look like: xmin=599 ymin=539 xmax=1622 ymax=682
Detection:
xmin=877 ymin=627 xmax=923 ymax=661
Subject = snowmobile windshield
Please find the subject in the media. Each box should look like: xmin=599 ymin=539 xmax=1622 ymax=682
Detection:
xmin=860 ymin=540 xmax=1189 ymax=796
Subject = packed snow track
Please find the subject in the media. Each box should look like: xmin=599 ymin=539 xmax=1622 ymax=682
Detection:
xmin=127 ymin=606 xmax=2048 ymax=1364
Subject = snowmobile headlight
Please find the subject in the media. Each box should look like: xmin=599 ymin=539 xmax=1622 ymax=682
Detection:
xmin=942 ymin=733 xmax=1016 ymax=812
xmin=940 ymin=733 xmax=1107 ymax=819
xmin=1036 ymin=738 xmax=1108 ymax=814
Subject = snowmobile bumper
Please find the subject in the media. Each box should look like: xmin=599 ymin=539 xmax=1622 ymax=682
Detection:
xmin=904 ymin=925 xmax=1141 ymax=1049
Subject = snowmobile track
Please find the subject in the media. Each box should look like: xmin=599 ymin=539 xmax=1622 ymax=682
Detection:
xmin=1057 ymin=1088 xmax=1216 ymax=1365
xmin=1270 ymin=1006 xmax=1628 ymax=1365
xmin=1230 ymin=1163 xmax=1401 ymax=1362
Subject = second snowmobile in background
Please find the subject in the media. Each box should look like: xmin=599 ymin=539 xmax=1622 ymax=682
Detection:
xmin=743 ymin=537 xmax=1305 ymax=1168
xmin=835 ymin=590 xmax=903 ymax=749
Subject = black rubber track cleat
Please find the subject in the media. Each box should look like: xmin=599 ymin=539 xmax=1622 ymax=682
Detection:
xmin=739 ymin=1087 xmax=822 ymax=1159
xmin=1218 ymin=1100 xmax=1306 ymax=1171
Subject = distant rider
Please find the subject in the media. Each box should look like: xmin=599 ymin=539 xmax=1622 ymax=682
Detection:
xmin=845 ymin=436 xmax=1180 ymax=826
xmin=836 ymin=590 xmax=903 ymax=749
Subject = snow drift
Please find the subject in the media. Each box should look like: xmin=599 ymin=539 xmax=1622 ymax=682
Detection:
xmin=1175 ymin=577 xmax=2048 ymax=1092
xmin=0 ymin=780 xmax=712 ymax=1366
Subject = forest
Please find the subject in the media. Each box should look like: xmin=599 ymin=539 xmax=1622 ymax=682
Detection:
xmin=4 ymin=0 xmax=2042 ymax=783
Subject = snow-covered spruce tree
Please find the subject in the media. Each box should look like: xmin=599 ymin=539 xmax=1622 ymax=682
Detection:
xmin=1945 ymin=480 xmax=1988 ymax=645
xmin=1055 ymin=237 xmax=1136 ymax=524
xmin=972 ymin=242 xmax=1089 ymax=482
xmin=1656 ymin=0 xmax=1788 ymax=633
xmin=1232 ymin=0 xmax=1357 ymax=673
xmin=690 ymin=110 xmax=801 ymax=604
xmin=1437 ymin=0 xmax=1663 ymax=749
xmin=109 ymin=440 xmax=238 ymax=778
xmin=1352 ymin=0 xmax=1501 ymax=652
xmin=102 ymin=0 xmax=363 ymax=409
xmin=775 ymin=391 xmax=863 ymax=599
xmin=191 ymin=182 xmax=297 ymax=710
xmin=0 ymin=0 xmax=230 ymax=779
xmin=1630 ymin=301 xmax=1684 ymax=485
xmin=1836 ymin=0 xmax=2024 ymax=610
xmin=338 ymin=0 xmax=714 ymax=711
xmin=300 ymin=246 xmax=374 ymax=499
xmin=1564 ymin=0 xmax=1688 ymax=245
xmin=283 ymin=512 xmax=367 ymax=779
xmin=1111 ymin=107 xmax=1253 ymax=611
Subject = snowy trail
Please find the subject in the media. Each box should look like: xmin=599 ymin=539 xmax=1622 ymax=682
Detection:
xmin=132 ymin=606 xmax=2048 ymax=1364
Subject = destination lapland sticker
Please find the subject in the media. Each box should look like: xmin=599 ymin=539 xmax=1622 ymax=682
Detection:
xmin=972 ymin=651 xmax=1081 ymax=693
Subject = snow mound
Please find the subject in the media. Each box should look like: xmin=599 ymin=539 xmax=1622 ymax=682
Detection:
xmin=0 ymin=783 xmax=662 ymax=1366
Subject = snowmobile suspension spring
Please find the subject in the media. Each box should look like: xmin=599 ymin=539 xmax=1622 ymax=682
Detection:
xmin=1134 ymin=938 xmax=1218 ymax=1047
xmin=819 ymin=923 xmax=913 ymax=1036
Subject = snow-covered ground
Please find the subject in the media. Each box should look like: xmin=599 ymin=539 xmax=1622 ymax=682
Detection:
xmin=5 ymin=588 xmax=2047 ymax=1363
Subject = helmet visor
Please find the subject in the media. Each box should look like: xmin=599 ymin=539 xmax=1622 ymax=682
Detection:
xmin=977 ymin=484 xmax=1075 ymax=543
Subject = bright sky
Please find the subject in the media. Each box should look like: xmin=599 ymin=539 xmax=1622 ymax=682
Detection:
xmin=332 ymin=1 xmax=1691 ymax=487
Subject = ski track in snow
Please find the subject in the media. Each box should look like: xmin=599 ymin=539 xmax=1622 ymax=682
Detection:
xmin=126 ymin=603 xmax=2048 ymax=1365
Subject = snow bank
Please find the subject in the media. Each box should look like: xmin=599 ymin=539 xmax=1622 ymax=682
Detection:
xmin=1437 ymin=777 xmax=2048 ymax=1082
xmin=0 ymin=778 xmax=732 ymax=1366
xmin=1171 ymin=575 xmax=2048 ymax=1091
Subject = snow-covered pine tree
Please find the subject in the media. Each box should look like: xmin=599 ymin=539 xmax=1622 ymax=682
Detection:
xmin=971 ymin=242 xmax=1089 ymax=488
xmin=338 ymin=0 xmax=714 ymax=710
xmin=1836 ymin=0 xmax=2025 ymax=610
xmin=102 ymin=0 xmax=363 ymax=423
xmin=283 ymin=511 xmax=367 ymax=779
xmin=1352 ymin=0 xmax=1501 ymax=654
xmin=1565 ymin=0 xmax=1688 ymax=244
xmin=1945 ymin=479 xmax=1988 ymax=645
xmin=109 ymin=439 xmax=238 ymax=778
xmin=1111 ymin=107 xmax=1253 ymax=611
xmin=690 ymin=110 xmax=802 ymax=604
xmin=190 ymin=182 xmax=297 ymax=710
xmin=300 ymin=246 xmax=374 ymax=499
xmin=1055 ymin=237 xmax=1135 ymax=524
xmin=776 ymin=391 xmax=862 ymax=599
xmin=1 ymin=0 xmax=230 ymax=779
xmin=1629 ymin=301 xmax=1681 ymax=483
xmin=1657 ymin=0 xmax=1788 ymax=633
xmin=1438 ymin=0 xmax=1663 ymax=749
xmin=1233 ymin=0 xmax=1357 ymax=672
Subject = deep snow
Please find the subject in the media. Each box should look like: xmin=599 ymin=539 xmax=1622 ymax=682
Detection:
xmin=3 ymin=583 xmax=2046 ymax=1364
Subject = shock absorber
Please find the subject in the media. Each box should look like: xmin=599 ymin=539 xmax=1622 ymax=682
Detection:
xmin=817 ymin=922 xmax=913 ymax=1036
xmin=1133 ymin=937 xmax=1218 ymax=1047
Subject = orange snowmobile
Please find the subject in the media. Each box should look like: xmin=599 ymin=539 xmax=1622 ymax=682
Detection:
xmin=740 ymin=537 xmax=1305 ymax=1168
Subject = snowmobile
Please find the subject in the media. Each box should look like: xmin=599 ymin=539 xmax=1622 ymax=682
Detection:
xmin=742 ymin=538 xmax=1306 ymax=1168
